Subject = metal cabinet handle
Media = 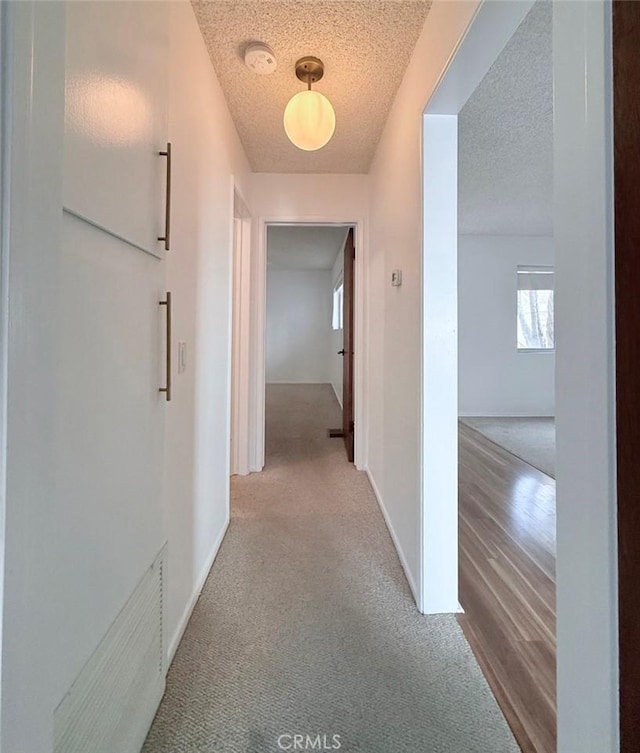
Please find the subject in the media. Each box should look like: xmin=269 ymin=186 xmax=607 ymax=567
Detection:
xmin=159 ymin=292 xmax=172 ymax=401
xmin=158 ymin=143 xmax=172 ymax=251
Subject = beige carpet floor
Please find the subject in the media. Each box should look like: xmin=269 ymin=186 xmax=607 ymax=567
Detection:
xmin=143 ymin=384 xmax=520 ymax=753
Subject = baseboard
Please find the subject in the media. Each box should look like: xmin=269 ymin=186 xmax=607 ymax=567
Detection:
xmin=458 ymin=413 xmax=555 ymax=419
xmin=167 ymin=518 xmax=230 ymax=664
xmin=266 ymin=381 xmax=332 ymax=385
xmin=364 ymin=468 xmax=419 ymax=605
xmin=331 ymin=382 xmax=343 ymax=409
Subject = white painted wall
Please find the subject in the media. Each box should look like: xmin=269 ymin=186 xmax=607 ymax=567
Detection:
xmin=366 ymin=0 xmax=480 ymax=597
xmin=458 ymin=234 xmax=555 ymax=417
xmin=164 ymin=0 xmax=252 ymax=659
xmin=329 ymin=250 xmax=344 ymax=406
xmin=251 ymin=174 xmax=368 ymax=220
xmin=2 ymin=2 xmax=251 ymax=751
xmin=266 ymin=268 xmax=332 ymax=383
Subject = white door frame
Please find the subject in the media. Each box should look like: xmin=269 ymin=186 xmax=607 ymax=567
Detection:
xmin=0 ymin=1 xmax=10 ymax=739
xmin=230 ymin=188 xmax=252 ymax=476
xmin=249 ymin=215 xmax=367 ymax=472
xmin=420 ymin=1 xmax=618 ymax=751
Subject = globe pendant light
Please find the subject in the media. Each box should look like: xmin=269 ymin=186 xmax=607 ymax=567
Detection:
xmin=283 ymin=57 xmax=336 ymax=151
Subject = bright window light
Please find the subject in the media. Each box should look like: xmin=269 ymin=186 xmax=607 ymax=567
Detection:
xmin=517 ymin=267 xmax=554 ymax=351
xmin=332 ymin=283 xmax=344 ymax=330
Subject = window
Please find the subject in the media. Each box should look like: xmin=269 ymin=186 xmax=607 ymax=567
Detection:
xmin=517 ymin=266 xmax=554 ymax=351
xmin=332 ymin=282 xmax=344 ymax=330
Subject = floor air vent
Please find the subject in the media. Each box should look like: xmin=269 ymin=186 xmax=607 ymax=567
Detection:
xmin=54 ymin=545 xmax=167 ymax=753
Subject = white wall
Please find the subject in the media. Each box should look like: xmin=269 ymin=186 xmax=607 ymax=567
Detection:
xmin=164 ymin=0 xmax=252 ymax=659
xmin=2 ymin=2 xmax=251 ymax=751
xmin=266 ymin=268 xmax=332 ymax=383
xmin=251 ymin=174 xmax=369 ymax=220
xmin=366 ymin=0 xmax=480 ymax=595
xmin=329 ymin=250 xmax=344 ymax=406
xmin=458 ymin=234 xmax=555 ymax=417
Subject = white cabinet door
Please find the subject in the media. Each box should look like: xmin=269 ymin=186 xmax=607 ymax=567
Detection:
xmin=64 ymin=1 xmax=169 ymax=257
xmin=56 ymin=1 xmax=171 ymax=745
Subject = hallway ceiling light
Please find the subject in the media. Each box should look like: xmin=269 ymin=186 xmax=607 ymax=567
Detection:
xmin=283 ymin=57 xmax=336 ymax=151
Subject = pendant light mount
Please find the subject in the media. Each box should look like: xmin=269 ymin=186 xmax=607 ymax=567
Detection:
xmin=284 ymin=55 xmax=335 ymax=151
xmin=295 ymin=57 xmax=325 ymax=88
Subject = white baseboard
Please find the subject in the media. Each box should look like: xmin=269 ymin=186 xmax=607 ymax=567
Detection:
xmin=331 ymin=382 xmax=343 ymax=409
xmin=364 ymin=468 xmax=419 ymax=605
xmin=167 ymin=518 xmax=230 ymax=664
xmin=266 ymin=381 xmax=331 ymax=385
xmin=458 ymin=412 xmax=555 ymax=418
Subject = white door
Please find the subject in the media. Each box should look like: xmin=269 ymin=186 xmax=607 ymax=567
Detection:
xmin=58 ymin=0 xmax=171 ymax=704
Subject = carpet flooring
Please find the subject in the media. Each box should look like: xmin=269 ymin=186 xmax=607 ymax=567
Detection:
xmin=459 ymin=417 xmax=555 ymax=479
xmin=143 ymin=384 xmax=520 ymax=753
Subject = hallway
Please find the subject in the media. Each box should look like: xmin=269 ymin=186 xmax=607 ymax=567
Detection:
xmin=143 ymin=384 xmax=518 ymax=753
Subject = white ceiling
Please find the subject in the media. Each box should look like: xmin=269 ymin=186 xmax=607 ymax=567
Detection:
xmin=267 ymin=226 xmax=348 ymax=270
xmin=458 ymin=1 xmax=552 ymax=236
xmin=191 ymin=0 xmax=431 ymax=174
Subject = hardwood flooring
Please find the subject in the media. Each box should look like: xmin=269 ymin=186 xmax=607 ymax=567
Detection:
xmin=457 ymin=422 xmax=556 ymax=753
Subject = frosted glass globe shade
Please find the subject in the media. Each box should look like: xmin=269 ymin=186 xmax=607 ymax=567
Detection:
xmin=283 ymin=90 xmax=336 ymax=151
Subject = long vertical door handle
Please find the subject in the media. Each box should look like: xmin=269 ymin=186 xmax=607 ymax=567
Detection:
xmin=158 ymin=143 xmax=172 ymax=251
xmin=159 ymin=292 xmax=172 ymax=401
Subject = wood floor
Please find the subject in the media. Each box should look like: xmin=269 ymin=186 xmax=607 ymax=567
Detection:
xmin=457 ymin=423 xmax=556 ymax=753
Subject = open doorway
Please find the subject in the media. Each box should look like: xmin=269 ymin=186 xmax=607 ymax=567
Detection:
xmin=455 ymin=5 xmax=556 ymax=753
xmin=263 ymin=224 xmax=354 ymax=464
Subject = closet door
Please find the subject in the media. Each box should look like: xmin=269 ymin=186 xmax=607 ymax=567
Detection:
xmin=64 ymin=1 xmax=169 ymax=256
xmin=55 ymin=0 xmax=171 ymax=732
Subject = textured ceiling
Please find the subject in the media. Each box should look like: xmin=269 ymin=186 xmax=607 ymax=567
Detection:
xmin=267 ymin=226 xmax=348 ymax=269
xmin=458 ymin=1 xmax=552 ymax=236
xmin=191 ymin=0 xmax=432 ymax=173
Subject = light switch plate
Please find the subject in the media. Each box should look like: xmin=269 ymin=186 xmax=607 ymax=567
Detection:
xmin=177 ymin=341 xmax=187 ymax=373
xmin=391 ymin=269 xmax=402 ymax=287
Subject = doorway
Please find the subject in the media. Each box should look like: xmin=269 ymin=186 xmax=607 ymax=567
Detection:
xmin=262 ymin=224 xmax=355 ymax=463
xmin=244 ymin=217 xmax=366 ymax=474
xmin=455 ymin=4 xmax=556 ymax=752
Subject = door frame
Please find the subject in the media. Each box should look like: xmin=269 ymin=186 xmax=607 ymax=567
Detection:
xmin=249 ymin=216 xmax=366 ymax=472
xmin=230 ymin=187 xmax=252 ymax=476
xmin=0 ymin=1 xmax=10 ymax=738
xmin=420 ymin=1 xmax=618 ymax=751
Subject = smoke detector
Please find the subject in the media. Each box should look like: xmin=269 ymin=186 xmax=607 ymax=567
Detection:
xmin=244 ymin=43 xmax=277 ymax=75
